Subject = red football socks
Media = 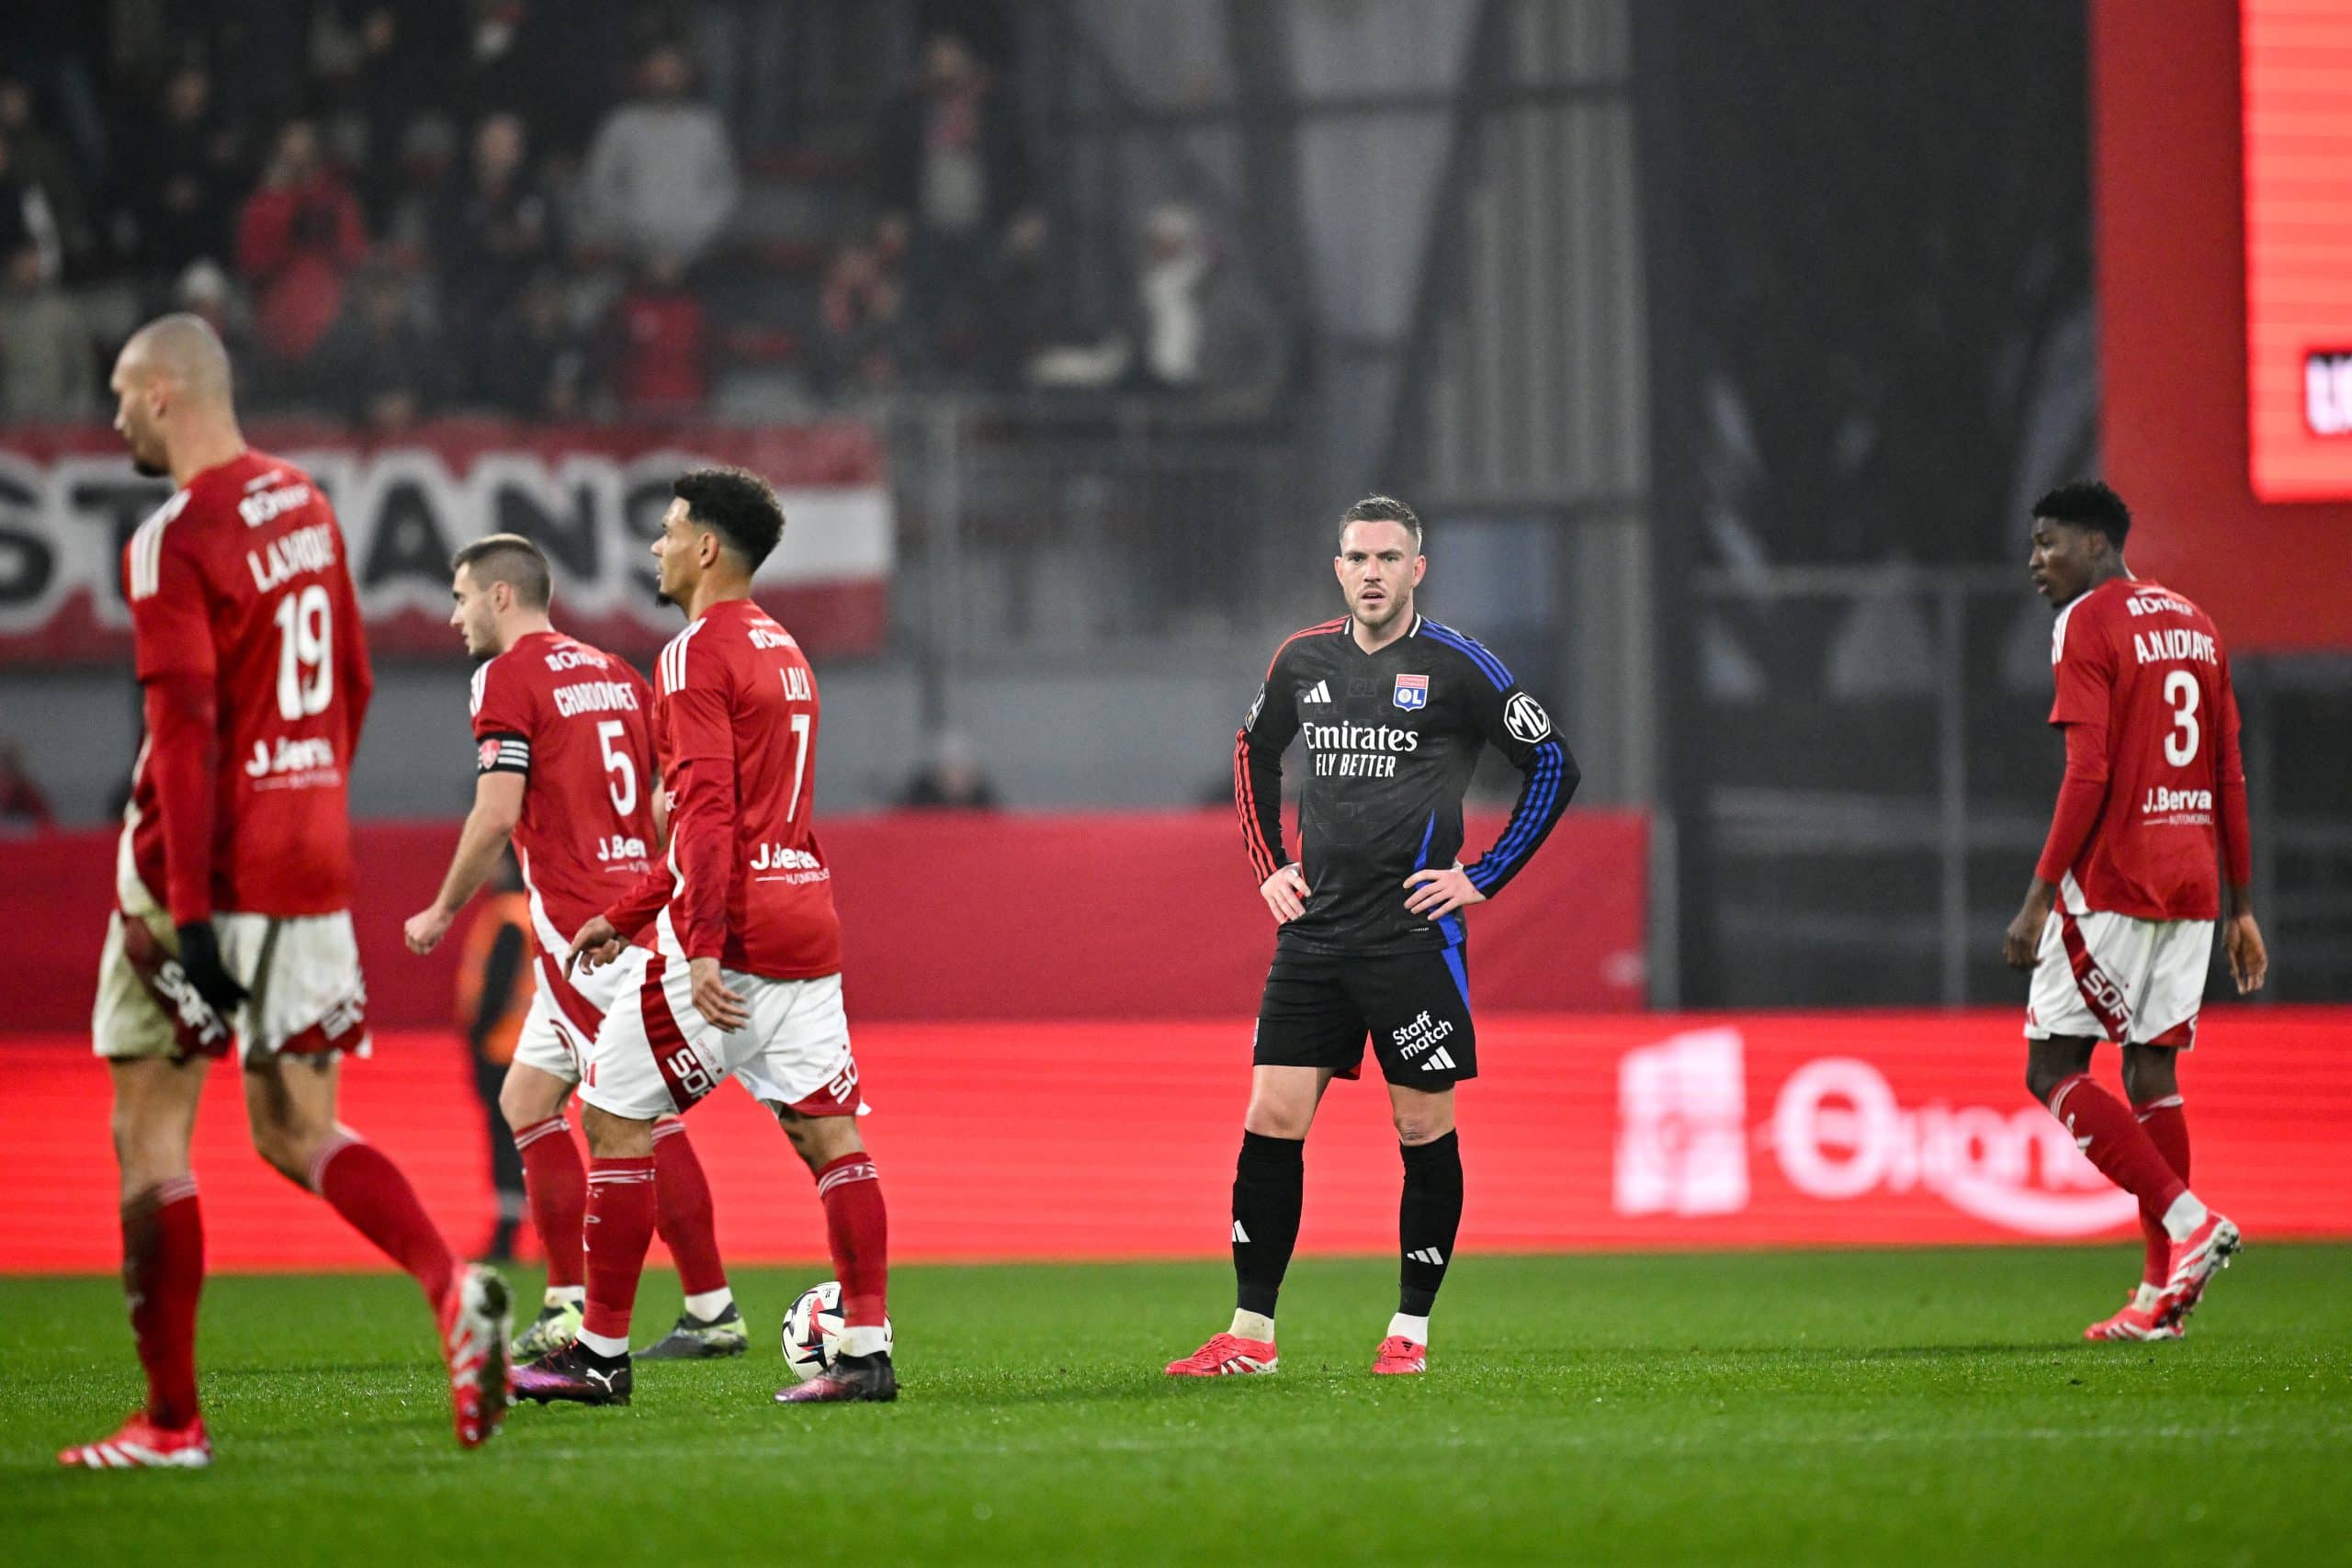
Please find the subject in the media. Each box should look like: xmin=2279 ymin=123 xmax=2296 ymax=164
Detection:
xmin=2134 ymin=1094 xmax=2192 ymax=1287
xmin=513 ymin=1115 xmax=587 ymax=1290
xmin=313 ymin=1136 xmax=458 ymax=1306
xmin=651 ymin=1121 xmax=728 ymax=1299
xmin=122 ymin=1176 xmax=204 ymax=1428
xmin=582 ymin=1156 xmax=657 ymax=1343
xmin=814 ymin=1152 xmax=888 ymax=1327
xmin=2046 ymin=1075 xmax=2188 ymax=1225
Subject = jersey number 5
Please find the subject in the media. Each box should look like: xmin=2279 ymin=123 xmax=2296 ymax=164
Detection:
xmin=597 ymin=719 xmax=638 ymax=818
xmin=2161 ymin=670 xmax=2200 ymax=767
xmin=271 ymin=584 xmax=334 ymax=720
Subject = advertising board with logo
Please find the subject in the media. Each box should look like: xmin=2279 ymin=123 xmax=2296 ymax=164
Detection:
xmin=6 ymin=1008 xmax=2344 ymax=1271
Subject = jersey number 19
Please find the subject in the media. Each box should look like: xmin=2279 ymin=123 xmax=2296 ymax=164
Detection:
xmin=271 ymin=585 xmax=334 ymax=720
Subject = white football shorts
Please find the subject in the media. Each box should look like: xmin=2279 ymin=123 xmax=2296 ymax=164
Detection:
xmin=509 ymin=950 xmax=631 ymax=1083
xmin=576 ymin=929 xmax=863 ymax=1122
xmin=2024 ymin=874 xmax=2213 ymax=1048
xmin=95 ymin=879 xmax=368 ymax=1064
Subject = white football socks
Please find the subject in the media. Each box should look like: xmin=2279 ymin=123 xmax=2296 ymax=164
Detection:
xmin=576 ymin=1326 xmax=628 ymax=1358
xmin=839 ymin=1324 xmax=889 ymax=1359
xmin=1387 ymin=1312 xmax=1430 ymax=1344
xmin=683 ymin=1286 xmax=734 ymax=1321
xmin=545 ymin=1285 xmax=585 ymax=1310
xmin=2160 ymin=1191 xmax=2210 ymax=1244
xmin=2132 ymin=1282 xmax=2163 ymax=1313
xmin=1229 ymin=1309 xmax=1276 ymax=1343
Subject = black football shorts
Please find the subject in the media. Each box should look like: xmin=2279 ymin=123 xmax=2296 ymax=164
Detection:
xmin=1252 ymin=944 xmax=1476 ymax=1087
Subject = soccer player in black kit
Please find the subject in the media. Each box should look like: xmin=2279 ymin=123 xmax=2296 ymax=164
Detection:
xmin=1166 ymin=496 xmax=1577 ymax=1378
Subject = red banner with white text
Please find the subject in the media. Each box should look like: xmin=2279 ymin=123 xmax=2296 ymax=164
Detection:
xmin=0 ymin=419 xmax=893 ymax=662
xmin=4 ymin=810 xmax=1650 ymax=1032
xmin=4 ymin=1010 xmax=2345 ymax=1272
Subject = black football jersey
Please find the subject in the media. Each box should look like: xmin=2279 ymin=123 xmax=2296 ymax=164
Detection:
xmin=1235 ymin=613 xmax=1578 ymax=956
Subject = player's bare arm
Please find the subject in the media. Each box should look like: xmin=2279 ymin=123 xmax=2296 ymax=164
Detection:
xmin=405 ymin=771 xmax=526 ymax=953
xmin=686 ymin=957 xmax=750 ymax=1032
xmin=2003 ymin=878 xmax=2057 ymax=971
xmin=2224 ymin=886 xmax=2267 ymax=995
xmin=564 ymin=914 xmax=625 ymax=974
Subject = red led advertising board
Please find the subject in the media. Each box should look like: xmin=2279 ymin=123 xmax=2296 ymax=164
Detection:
xmin=6 ymin=1011 xmax=2346 ymax=1273
xmin=2096 ymin=0 xmax=2352 ymax=649
xmin=2243 ymin=0 xmax=2352 ymax=499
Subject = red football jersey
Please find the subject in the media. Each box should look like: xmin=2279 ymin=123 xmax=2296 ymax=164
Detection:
xmin=122 ymin=450 xmax=371 ymax=921
xmin=470 ymin=629 xmax=660 ymax=950
xmin=2047 ymin=576 xmax=2245 ymax=920
xmin=605 ymin=598 xmax=842 ymax=979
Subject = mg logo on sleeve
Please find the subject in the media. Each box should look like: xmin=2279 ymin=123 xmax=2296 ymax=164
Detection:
xmin=1503 ymin=692 xmax=1552 ymax=743
xmin=1392 ymin=673 xmax=1429 ymax=710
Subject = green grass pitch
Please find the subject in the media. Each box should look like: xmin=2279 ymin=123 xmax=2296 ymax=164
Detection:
xmin=5 ymin=1247 xmax=2348 ymax=1564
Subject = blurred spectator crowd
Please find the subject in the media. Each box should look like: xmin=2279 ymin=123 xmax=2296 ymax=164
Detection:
xmin=1 ymin=3 xmax=1285 ymax=430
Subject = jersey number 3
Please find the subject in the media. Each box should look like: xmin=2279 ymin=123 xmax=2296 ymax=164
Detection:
xmin=2162 ymin=669 xmax=2199 ymax=767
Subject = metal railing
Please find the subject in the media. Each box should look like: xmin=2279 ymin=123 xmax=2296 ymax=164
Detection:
xmin=880 ymin=393 xmax=1325 ymax=716
xmin=1682 ymin=566 xmax=2346 ymax=1007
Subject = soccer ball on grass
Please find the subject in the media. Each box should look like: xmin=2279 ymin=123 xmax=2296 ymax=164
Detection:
xmin=781 ymin=1279 xmax=893 ymax=1381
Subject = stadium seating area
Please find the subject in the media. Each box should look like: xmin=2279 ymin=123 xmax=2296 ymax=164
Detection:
xmin=3 ymin=2 xmax=1245 ymax=431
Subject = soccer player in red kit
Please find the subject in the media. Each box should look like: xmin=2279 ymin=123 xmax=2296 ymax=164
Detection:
xmin=401 ymin=534 xmax=745 ymax=1364
xmin=514 ymin=468 xmax=895 ymax=1408
xmin=62 ymin=316 xmax=509 ymax=1470
xmin=2005 ymin=482 xmax=2268 ymax=1343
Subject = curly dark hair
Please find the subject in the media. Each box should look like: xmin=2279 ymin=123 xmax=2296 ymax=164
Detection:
xmin=673 ymin=466 xmax=786 ymax=569
xmin=2031 ymin=480 xmax=2131 ymax=548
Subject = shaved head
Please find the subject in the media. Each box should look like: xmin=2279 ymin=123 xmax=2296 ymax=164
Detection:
xmin=111 ymin=312 xmax=243 ymax=479
xmin=119 ymin=313 xmax=234 ymax=403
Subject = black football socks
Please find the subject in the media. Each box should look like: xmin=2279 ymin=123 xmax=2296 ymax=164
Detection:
xmin=1231 ymin=1131 xmax=1306 ymax=1318
xmin=1397 ymin=1132 xmax=1464 ymax=1317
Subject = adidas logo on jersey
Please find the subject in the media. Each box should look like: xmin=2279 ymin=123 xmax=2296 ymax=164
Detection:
xmin=1419 ymin=1047 xmax=1459 ymax=1073
xmin=1298 ymin=679 xmax=1331 ymax=704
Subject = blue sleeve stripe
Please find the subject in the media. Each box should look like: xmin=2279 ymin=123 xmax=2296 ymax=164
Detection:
xmin=1498 ymin=743 xmax=1565 ymax=876
xmin=1477 ymin=738 xmax=1563 ymax=884
xmin=1425 ymin=623 xmax=1513 ymax=689
xmin=1421 ymin=620 xmax=1514 ymax=691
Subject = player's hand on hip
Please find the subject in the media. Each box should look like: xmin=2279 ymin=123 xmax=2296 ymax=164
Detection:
xmin=2002 ymin=884 xmax=2056 ymax=971
xmin=402 ymin=905 xmax=454 ymax=955
xmin=687 ymin=956 xmax=750 ymax=1032
xmin=565 ymin=915 xmax=623 ymax=975
xmin=1404 ymin=865 xmax=1486 ymax=920
xmin=2225 ymin=912 xmax=2268 ymax=995
xmin=1261 ymin=864 xmax=1310 ymax=924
